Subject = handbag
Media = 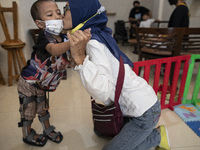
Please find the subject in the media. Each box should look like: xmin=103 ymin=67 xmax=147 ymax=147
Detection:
xmin=91 ymin=56 xmax=125 ymax=137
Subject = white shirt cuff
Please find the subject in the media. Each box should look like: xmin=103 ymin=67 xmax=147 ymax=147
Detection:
xmin=74 ymin=55 xmax=89 ymax=71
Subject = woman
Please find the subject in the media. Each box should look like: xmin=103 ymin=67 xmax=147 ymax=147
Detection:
xmin=64 ymin=0 xmax=170 ymax=149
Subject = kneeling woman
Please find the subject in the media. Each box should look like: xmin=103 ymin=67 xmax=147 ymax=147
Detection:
xmin=63 ymin=0 xmax=170 ymax=150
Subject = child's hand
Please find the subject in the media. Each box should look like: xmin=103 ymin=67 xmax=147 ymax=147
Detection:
xmin=67 ymin=30 xmax=91 ymax=65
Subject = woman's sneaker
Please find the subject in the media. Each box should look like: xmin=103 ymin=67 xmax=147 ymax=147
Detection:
xmin=156 ymin=125 xmax=170 ymax=150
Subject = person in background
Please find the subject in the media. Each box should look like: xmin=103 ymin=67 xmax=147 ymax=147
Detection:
xmin=168 ymin=0 xmax=189 ymax=27
xmin=63 ymin=0 xmax=170 ymax=149
xmin=139 ymin=13 xmax=159 ymax=28
xmin=129 ymin=0 xmax=152 ymax=38
xmin=17 ymin=0 xmax=90 ymax=147
xmin=129 ymin=0 xmax=152 ymax=24
xmin=168 ymin=0 xmax=189 ymax=88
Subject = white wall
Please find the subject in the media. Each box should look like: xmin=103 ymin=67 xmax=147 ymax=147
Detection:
xmin=186 ymin=0 xmax=200 ymax=27
xmin=0 ymin=0 xmax=200 ymax=84
xmin=100 ymin=0 xmax=134 ymax=31
xmin=99 ymin=0 xmax=154 ymax=32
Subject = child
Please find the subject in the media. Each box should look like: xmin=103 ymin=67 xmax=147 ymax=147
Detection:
xmin=17 ymin=0 xmax=91 ymax=147
xmin=139 ymin=13 xmax=159 ymax=28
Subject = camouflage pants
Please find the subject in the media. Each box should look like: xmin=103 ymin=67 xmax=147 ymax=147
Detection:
xmin=17 ymin=76 xmax=46 ymax=120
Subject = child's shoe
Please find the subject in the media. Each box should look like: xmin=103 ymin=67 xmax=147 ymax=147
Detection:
xmin=156 ymin=125 xmax=170 ymax=150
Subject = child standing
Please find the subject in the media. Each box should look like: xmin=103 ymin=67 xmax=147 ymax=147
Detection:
xmin=17 ymin=0 xmax=90 ymax=147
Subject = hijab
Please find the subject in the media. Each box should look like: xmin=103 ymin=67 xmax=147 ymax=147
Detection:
xmin=68 ymin=0 xmax=133 ymax=68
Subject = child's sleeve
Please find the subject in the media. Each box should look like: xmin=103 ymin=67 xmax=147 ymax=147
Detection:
xmin=33 ymin=31 xmax=50 ymax=52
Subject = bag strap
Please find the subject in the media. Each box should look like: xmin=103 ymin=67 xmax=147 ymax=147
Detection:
xmin=114 ymin=56 xmax=125 ymax=106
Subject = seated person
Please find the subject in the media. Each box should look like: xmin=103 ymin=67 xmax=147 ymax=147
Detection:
xmin=139 ymin=13 xmax=159 ymax=28
xmin=129 ymin=0 xmax=152 ymax=38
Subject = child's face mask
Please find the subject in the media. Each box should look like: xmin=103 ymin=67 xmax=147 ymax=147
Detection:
xmin=43 ymin=20 xmax=64 ymax=35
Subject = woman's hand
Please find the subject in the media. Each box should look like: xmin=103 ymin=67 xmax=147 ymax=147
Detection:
xmin=67 ymin=29 xmax=91 ymax=65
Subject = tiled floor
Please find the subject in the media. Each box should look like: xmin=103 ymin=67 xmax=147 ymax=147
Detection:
xmin=0 ymin=44 xmax=200 ymax=150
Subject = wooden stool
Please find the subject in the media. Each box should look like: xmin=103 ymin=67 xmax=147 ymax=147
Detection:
xmin=0 ymin=2 xmax=26 ymax=86
xmin=0 ymin=70 xmax=5 ymax=85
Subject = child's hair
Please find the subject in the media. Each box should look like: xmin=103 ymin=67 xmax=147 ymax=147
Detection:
xmin=142 ymin=13 xmax=149 ymax=21
xmin=30 ymin=0 xmax=53 ymax=21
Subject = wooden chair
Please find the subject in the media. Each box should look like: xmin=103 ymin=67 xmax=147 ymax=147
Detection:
xmin=29 ymin=28 xmax=41 ymax=44
xmin=128 ymin=21 xmax=169 ymax=54
xmin=135 ymin=27 xmax=200 ymax=88
xmin=0 ymin=1 xmax=26 ymax=86
xmin=180 ymin=28 xmax=200 ymax=55
xmin=135 ymin=27 xmax=200 ymax=61
xmin=135 ymin=27 xmax=184 ymax=61
xmin=152 ymin=21 xmax=169 ymax=28
xmin=128 ymin=38 xmax=137 ymax=53
xmin=135 ymin=28 xmax=185 ymax=87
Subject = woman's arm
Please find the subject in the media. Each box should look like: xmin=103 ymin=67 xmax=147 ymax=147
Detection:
xmin=75 ymin=40 xmax=115 ymax=103
xmin=68 ymin=30 xmax=114 ymax=102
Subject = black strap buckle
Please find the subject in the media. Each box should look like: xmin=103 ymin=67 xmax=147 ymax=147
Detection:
xmin=18 ymin=121 xmax=23 ymax=127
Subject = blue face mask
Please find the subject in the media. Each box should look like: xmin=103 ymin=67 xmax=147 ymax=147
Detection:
xmin=168 ymin=0 xmax=178 ymax=5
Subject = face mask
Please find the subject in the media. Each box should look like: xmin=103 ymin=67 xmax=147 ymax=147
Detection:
xmin=44 ymin=20 xmax=63 ymax=35
xmin=168 ymin=0 xmax=178 ymax=5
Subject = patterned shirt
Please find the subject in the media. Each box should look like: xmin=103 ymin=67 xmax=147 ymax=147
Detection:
xmin=21 ymin=30 xmax=69 ymax=91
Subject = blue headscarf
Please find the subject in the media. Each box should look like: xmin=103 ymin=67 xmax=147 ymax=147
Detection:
xmin=68 ymin=0 xmax=133 ymax=68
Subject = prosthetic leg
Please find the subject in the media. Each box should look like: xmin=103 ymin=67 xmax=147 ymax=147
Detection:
xmin=38 ymin=110 xmax=63 ymax=143
xmin=18 ymin=96 xmax=47 ymax=147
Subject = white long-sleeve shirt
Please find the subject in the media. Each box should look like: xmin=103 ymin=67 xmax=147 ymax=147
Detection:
xmin=74 ymin=39 xmax=157 ymax=117
xmin=139 ymin=19 xmax=155 ymax=28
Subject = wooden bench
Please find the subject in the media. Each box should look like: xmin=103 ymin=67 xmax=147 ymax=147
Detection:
xmin=135 ymin=27 xmax=200 ymax=61
xmin=180 ymin=28 xmax=200 ymax=55
xmin=128 ymin=21 xmax=169 ymax=54
xmin=135 ymin=27 xmax=200 ymax=85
